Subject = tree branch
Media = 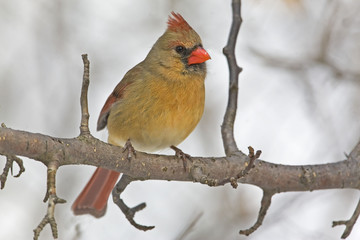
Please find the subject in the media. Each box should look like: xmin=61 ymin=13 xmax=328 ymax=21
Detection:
xmin=1 ymin=127 xmax=360 ymax=191
xmin=1 ymin=126 xmax=360 ymax=238
xmin=221 ymin=0 xmax=243 ymax=156
xmin=112 ymin=174 xmax=154 ymax=231
xmin=333 ymin=196 xmax=360 ymax=239
xmin=240 ymin=190 xmax=274 ymax=236
xmin=79 ymin=54 xmax=91 ymax=136
xmin=0 ymin=123 xmax=26 ymax=189
xmin=33 ymin=161 xmax=66 ymax=240
xmin=0 ymin=154 xmax=25 ymax=189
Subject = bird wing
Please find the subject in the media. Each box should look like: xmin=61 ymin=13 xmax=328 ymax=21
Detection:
xmin=96 ymin=64 xmax=144 ymax=131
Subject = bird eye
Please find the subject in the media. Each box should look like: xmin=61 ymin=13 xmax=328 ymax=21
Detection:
xmin=175 ymin=45 xmax=185 ymax=54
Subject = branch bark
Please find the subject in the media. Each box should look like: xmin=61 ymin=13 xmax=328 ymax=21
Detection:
xmin=1 ymin=126 xmax=360 ymax=191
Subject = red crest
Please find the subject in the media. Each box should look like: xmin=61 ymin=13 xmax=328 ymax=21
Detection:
xmin=167 ymin=12 xmax=192 ymax=32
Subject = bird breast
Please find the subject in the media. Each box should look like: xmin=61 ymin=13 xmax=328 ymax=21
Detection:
xmin=107 ymin=75 xmax=205 ymax=152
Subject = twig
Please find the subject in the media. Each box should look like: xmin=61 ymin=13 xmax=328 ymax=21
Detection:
xmin=79 ymin=54 xmax=90 ymax=136
xmin=239 ymin=190 xmax=274 ymax=236
xmin=112 ymin=174 xmax=154 ymax=231
xmin=244 ymin=146 xmax=261 ymax=174
xmin=221 ymin=0 xmax=243 ymax=156
xmin=333 ymin=197 xmax=360 ymax=239
xmin=33 ymin=161 xmax=66 ymax=240
xmin=0 ymin=155 xmax=25 ymax=189
xmin=113 ymin=143 xmax=150 ymax=230
xmin=230 ymin=146 xmax=261 ymax=189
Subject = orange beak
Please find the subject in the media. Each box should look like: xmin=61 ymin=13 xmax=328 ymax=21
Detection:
xmin=188 ymin=47 xmax=211 ymax=65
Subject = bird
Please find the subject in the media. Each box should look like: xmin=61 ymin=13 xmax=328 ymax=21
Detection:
xmin=72 ymin=12 xmax=210 ymax=218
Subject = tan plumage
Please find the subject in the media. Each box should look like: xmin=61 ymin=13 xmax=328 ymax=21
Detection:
xmin=107 ymin=63 xmax=205 ymax=152
xmin=72 ymin=12 xmax=210 ymax=218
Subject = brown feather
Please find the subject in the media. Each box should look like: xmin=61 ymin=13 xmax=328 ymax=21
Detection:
xmin=97 ymin=80 xmax=133 ymax=131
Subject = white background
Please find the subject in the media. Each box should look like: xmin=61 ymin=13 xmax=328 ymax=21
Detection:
xmin=1 ymin=0 xmax=360 ymax=239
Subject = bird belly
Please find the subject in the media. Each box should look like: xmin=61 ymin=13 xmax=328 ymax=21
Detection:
xmin=107 ymin=79 xmax=205 ymax=152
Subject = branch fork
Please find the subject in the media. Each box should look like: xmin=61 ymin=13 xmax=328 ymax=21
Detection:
xmin=230 ymin=146 xmax=261 ymax=189
xmin=0 ymin=154 xmax=25 ymax=189
xmin=112 ymin=174 xmax=154 ymax=231
xmin=333 ymin=197 xmax=360 ymax=239
xmin=33 ymin=161 xmax=66 ymax=240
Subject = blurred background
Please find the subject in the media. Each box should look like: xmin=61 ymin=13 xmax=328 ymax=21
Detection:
xmin=1 ymin=0 xmax=360 ymax=239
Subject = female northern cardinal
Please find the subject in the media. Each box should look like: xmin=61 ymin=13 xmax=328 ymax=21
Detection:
xmin=72 ymin=12 xmax=210 ymax=218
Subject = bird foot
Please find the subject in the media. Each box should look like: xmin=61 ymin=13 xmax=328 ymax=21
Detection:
xmin=122 ymin=139 xmax=136 ymax=161
xmin=170 ymin=145 xmax=191 ymax=171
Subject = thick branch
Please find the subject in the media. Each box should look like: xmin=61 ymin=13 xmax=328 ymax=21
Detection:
xmin=1 ymin=127 xmax=360 ymax=193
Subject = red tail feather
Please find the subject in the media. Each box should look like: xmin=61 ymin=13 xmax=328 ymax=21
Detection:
xmin=72 ymin=168 xmax=120 ymax=218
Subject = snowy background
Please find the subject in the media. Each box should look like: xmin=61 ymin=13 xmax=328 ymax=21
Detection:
xmin=1 ymin=0 xmax=360 ymax=239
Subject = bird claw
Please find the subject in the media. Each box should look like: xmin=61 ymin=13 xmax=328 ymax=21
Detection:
xmin=122 ymin=139 xmax=136 ymax=161
xmin=170 ymin=145 xmax=191 ymax=171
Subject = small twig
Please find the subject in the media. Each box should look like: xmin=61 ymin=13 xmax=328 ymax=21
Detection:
xmin=240 ymin=146 xmax=260 ymax=177
xmin=33 ymin=161 xmax=66 ymax=240
xmin=239 ymin=190 xmax=274 ymax=236
xmin=79 ymin=54 xmax=90 ymax=136
xmin=332 ymin=197 xmax=360 ymax=239
xmin=221 ymin=0 xmax=243 ymax=156
xmin=112 ymin=174 xmax=154 ymax=231
xmin=230 ymin=146 xmax=261 ymax=189
xmin=0 ymin=155 xmax=25 ymax=189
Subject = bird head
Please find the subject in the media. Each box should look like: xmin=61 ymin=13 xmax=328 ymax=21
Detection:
xmin=145 ymin=12 xmax=210 ymax=78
